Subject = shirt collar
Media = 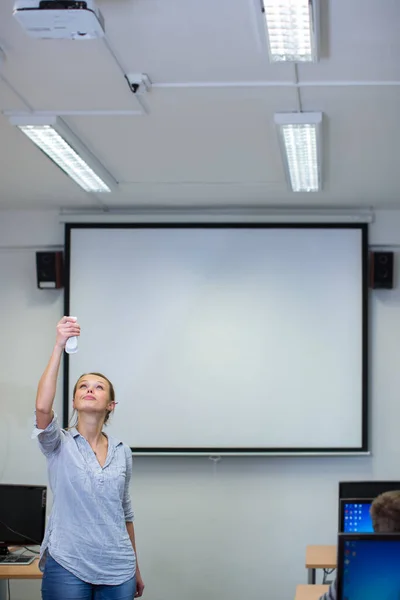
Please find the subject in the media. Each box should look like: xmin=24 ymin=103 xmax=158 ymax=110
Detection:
xmin=69 ymin=427 xmax=123 ymax=448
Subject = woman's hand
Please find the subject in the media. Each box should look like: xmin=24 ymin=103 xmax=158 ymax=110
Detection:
xmin=55 ymin=316 xmax=80 ymax=349
xmin=135 ymin=570 xmax=145 ymax=597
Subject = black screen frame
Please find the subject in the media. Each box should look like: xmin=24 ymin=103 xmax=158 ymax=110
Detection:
xmin=64 ymin=222 xmax=369 ymax=455
xmin=0 ymin=484 xmax=47 ymax=547
xmin=339 ymin=481 xmax=400 ymax=500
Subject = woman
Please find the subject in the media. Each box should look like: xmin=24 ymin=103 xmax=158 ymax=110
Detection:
xmin=33 ymin=316 xmax=145 ymax=600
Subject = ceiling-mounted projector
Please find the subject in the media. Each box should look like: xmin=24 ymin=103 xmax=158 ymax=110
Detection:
xmin=13 ymin=1 xmax=105 ymax=40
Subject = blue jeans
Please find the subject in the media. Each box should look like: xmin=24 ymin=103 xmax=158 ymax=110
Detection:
xmin=42 ymin=553 xmax=136 ymax=600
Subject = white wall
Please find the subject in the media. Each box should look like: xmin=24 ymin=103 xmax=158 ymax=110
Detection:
xmin=2 ymin=209 xmax=400 ymax=600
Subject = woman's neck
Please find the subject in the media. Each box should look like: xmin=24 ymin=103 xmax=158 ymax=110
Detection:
xmin=76 ymin=415 xmax=105 ymax=445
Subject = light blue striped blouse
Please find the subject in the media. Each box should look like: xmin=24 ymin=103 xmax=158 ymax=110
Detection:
xmin=32 ymin=413 xmax=136 ymax=585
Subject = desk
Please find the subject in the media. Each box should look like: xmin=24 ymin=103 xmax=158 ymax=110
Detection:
xmin=306 ymin=545 xmax=336 ymax=584
xmin=0 ymin=558 xmax=41 ymax=600
xmin=295 ymin=584 xmax=329 ymax=600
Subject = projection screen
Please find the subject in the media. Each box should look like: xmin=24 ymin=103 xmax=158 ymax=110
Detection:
xmin=64 ymin=223 xmax=368 ymax=455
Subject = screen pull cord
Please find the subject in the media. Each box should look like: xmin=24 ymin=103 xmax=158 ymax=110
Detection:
xmin=209 ymin=455 xmax=222 ymax=479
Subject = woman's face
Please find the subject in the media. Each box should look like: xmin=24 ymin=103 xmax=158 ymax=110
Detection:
xmin=73 ymin=374 xmax=115 ymax=416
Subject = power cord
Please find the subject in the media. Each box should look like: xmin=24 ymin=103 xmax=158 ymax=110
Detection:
xmin=323 ymin=568 xmax=336 ymax=584
xmin=0 ymin=519 xmax=40 ymax=546
xmin=22 ymin=546 xmax=40 ymax=555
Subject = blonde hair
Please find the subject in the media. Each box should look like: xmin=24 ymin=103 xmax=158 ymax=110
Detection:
xmin=68 ymin=372 xmax=115 ymax=429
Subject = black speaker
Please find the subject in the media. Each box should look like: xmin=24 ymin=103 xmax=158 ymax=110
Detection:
xmin=370 ymin=251 xmax=394 ymax=289
xmin=36 ymin=252 xmax=64 ymax=289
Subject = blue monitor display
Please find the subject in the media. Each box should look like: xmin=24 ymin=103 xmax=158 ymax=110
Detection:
xmin=340 ymin=499 xmax=373 ymax=533
xmin=337 ymin=534 xmax=400 ymax=600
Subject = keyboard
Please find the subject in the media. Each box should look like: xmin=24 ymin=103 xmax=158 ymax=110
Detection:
xmin=0 ymin=555 xmax=35 ymax=565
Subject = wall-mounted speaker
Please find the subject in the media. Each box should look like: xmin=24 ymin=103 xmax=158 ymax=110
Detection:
xmin=370 ymin=251 xmax=394 ymax=289
xmin=36 ymin=251 xmax=64 ymax=289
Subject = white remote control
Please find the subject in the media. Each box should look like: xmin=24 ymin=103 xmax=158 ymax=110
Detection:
xmin=65 ymin=317 xmax=78 ymax=354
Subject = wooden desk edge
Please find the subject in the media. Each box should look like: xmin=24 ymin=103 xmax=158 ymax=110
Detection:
xmin=0 ymin=558 xmax=42 ymax=580
xmin=295 ymin=584 xmax=329 ymax=600
xmin=305 ymin=544 xmax=337 ymax=568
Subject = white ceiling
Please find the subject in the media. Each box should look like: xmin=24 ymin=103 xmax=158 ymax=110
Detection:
xmin=1 ymin=0 xmax=400 ymax=210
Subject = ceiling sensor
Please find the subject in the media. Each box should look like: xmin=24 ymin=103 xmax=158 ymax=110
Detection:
xmin=13 ymin=0 xmax=105 ymax=39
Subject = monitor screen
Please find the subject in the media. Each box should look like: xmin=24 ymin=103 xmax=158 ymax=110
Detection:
xmin=0 ymin=484 xmax=46 ymax=547
xmin=337 ymin=534 xmax=400 ymax=600
xmin=340 ymin=499 xmax=373 ymax=533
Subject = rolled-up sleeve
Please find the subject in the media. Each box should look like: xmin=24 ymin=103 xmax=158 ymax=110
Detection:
xmin=123 ymin=444 xmax=134 ymax=522
xmin=32 ymin=412 xmax=63 ymax=457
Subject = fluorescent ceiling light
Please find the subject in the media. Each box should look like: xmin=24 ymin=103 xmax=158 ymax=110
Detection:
xmin=9 ymin=115 xmax=116 ymax=193
xmin=274 ymin=112 xmax=322 ymax=192
xmin=263 ymin=0 xmax=318 ymax=62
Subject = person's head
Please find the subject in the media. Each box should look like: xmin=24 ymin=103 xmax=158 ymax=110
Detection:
xmin=370 ymin=490 xmax=400 ymax=533
xmin=70 ymin=373 xmax=116 ymax=428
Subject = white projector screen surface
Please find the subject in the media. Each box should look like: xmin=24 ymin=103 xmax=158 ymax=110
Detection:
xmin=66 ymin=225 xmax=367 ymax=454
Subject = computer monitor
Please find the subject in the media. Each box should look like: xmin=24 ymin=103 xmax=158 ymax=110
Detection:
xmin=0 ymin=484 xmax=46 ymax=554
xmin=339 ymin=498 xmax=374 ymax=533
xmin=337 ymin=533 xmax=400 ymax=600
